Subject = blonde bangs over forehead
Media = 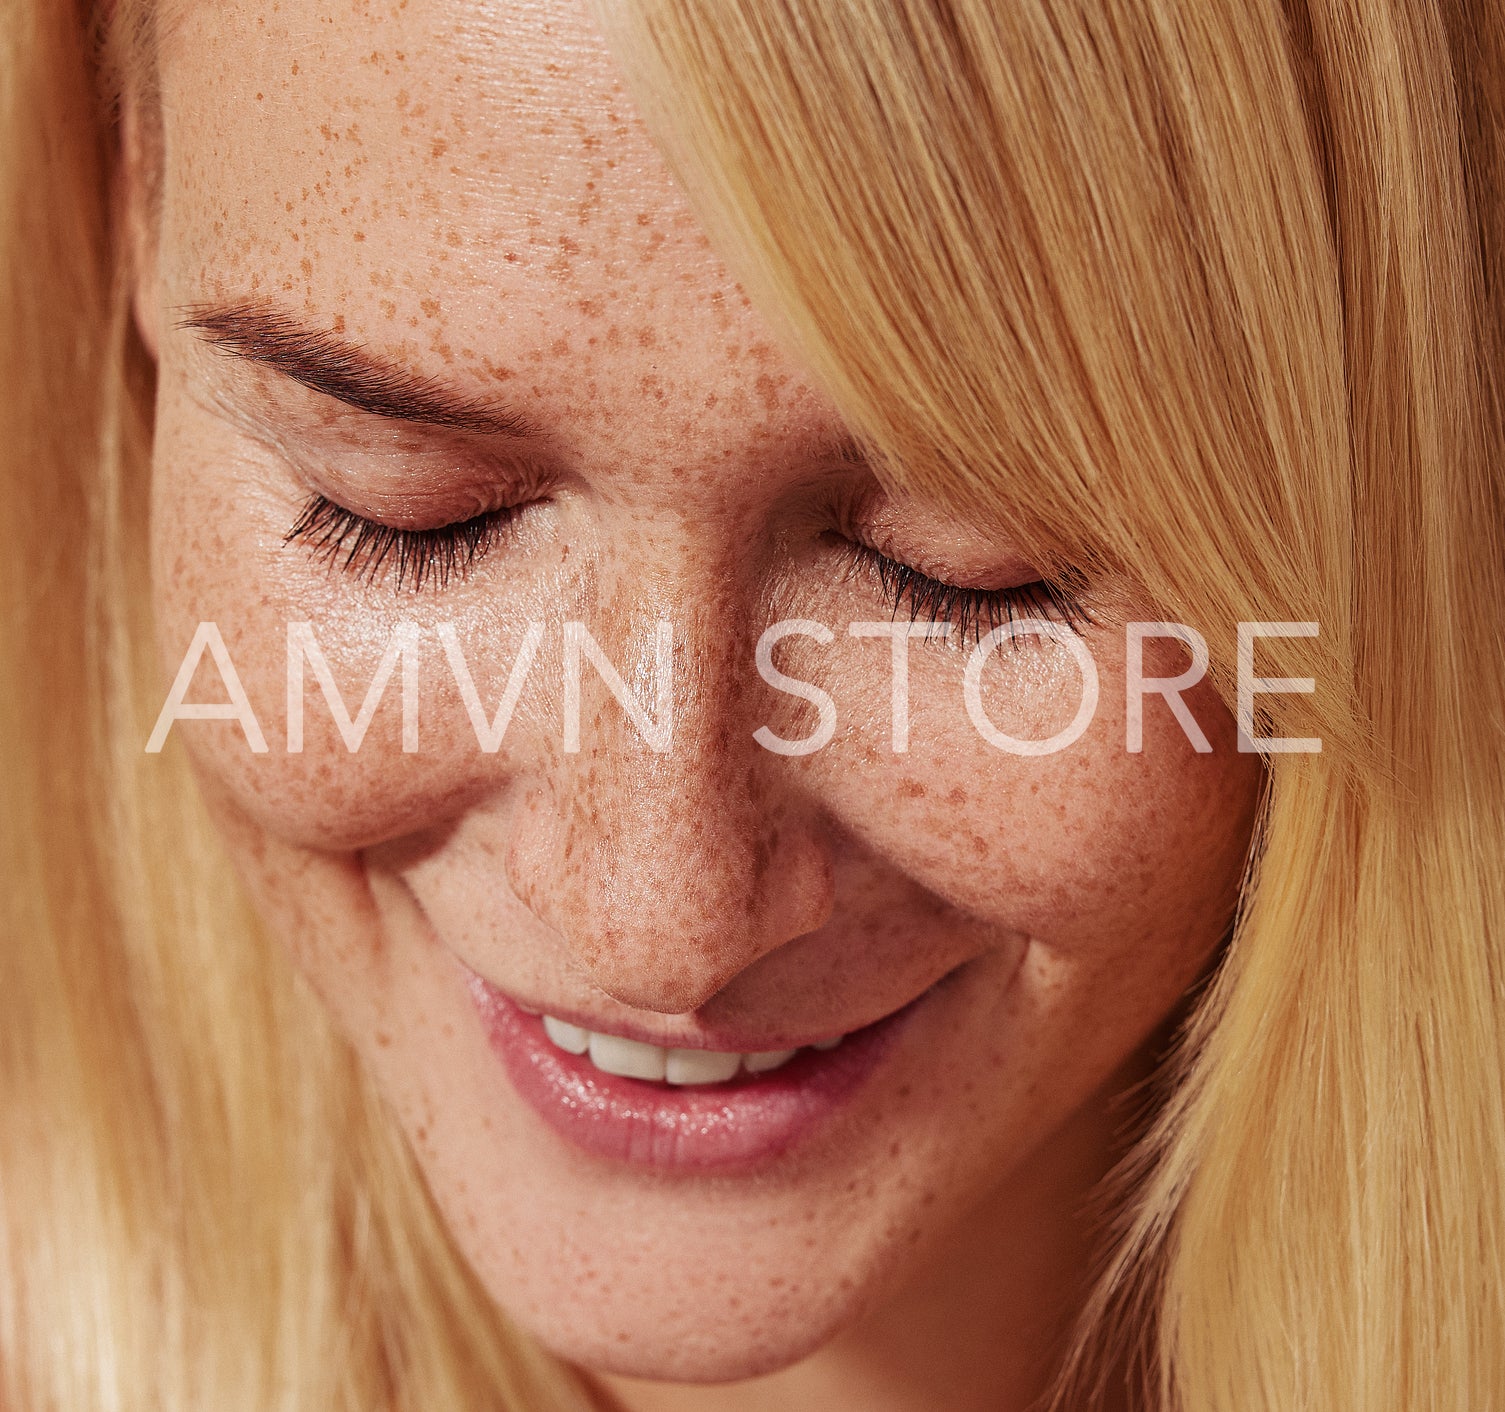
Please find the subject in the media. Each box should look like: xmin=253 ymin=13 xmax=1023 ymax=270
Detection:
xmin=593 ymin=0 xmax=1499 ymax=781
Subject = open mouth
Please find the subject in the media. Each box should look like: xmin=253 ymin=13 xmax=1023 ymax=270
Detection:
xmin=464 ymin=970 xmax=939 ymax=1171
xmin=528 ymin=1006 xmax=854 ymax=1086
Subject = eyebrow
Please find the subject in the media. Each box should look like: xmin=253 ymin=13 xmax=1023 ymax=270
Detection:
xmin=175 ymin=298 xmax=542 ymax=438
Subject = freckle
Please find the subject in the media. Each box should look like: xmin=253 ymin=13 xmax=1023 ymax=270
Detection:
xmin=577 ymin=298 xmax=603 ymax=318
xmin=900 ymin=779 xmax=925 ymax=798
xmin=353 ymin=230 xmax=366 ymax=242
xmin=300 ymin=257 xmax=313 ymax=278
xmin=446 ymin=229 xmax=462 ymax=247
xmin=948 ymin=786 xmax=967 ymax=805
xmin=420 ymin=297 xmax=439 ymax=317
xmin=431 ymin=137 xmax=448 ymax=159
xmin=703 ymin=392 xmax=718 ymax=409
xmin=332 ymin=314 xmax=346 ymax=332
xmin=559 ymin=235 xmax=581 ymax=256
xmin=504 ymin=251 xmax=519 ymax=263
xmin=754 ymin=372 xmax=788 ymax=411
xmin=375 ymin=1031 xmax=391 ymax=1047
xmin=635 ymin=327 xmax=655 ymax=348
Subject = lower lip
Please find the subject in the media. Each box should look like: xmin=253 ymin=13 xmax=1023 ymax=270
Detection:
xmin=467 ymin=977 xmax=925 ymax=1172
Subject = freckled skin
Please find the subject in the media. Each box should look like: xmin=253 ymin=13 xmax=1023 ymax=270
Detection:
xmin=128 ymin=2 xmax=1265 ymax=1409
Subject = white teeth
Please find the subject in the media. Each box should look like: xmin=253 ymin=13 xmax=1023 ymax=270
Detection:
xmin=589 ymin=1032 xmax=667 ymax=1081
xmin=665 ymin=1047 xmax=743 ymax=1085
xmin=743 ymin=1048 xmax=798 ymax=1073
xmin=535 ymin=1013 xmax=849 ymax=1083
xmin=542 ymin=1014 xmax=590 ymax=1055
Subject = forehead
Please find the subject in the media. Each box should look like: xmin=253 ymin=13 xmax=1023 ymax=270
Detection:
xmin=157 ymin=0 xmax=838 ymax=469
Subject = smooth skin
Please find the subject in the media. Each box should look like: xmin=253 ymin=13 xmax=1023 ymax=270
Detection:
xmin=123 ymin=2 xmax=1265 ymax=1408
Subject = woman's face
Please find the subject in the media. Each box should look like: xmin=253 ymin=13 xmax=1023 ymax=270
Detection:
xmin=131 ymin=0 xmax=1263 ymax=1388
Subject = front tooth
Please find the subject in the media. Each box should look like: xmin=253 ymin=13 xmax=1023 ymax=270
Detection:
xmin=542 ymin=1014 xmax=590 ymax=1054
xmin=589 ymin=1032 xmax=668 ymax=1081
xmin=811 ymin=1035 xmax=844 ymax=1051
xmin=743 ymin=1048 xmax=798 ymax=1073
xmin=665 ymin=1048 xmax=743 ymax=1085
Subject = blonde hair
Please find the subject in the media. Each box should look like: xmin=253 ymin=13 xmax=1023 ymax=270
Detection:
xmin=1 ymin=5 xmax=593 ymax=1409
xmin=2 ymin=0 xmax=1501 ymax=1408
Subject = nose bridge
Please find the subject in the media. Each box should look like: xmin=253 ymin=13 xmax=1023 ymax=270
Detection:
xmin=507 ymin=554 xmax=835 ymax=1015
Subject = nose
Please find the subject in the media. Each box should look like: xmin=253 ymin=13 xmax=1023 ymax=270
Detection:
xmin=504 ymin=601 xmax=837 ymax=1015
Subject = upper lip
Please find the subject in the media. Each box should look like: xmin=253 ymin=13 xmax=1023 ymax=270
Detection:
xmin=480 ymin=979 xmax=919 ymax=1054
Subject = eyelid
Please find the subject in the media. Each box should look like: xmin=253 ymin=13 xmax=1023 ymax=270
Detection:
xmin=829 ymin=479 xmax=1043 ymax=586
xmin=284 ymin=450 xmax=552 ymax=525
xmin=830 ymin=481 xmax=1077 ymax=609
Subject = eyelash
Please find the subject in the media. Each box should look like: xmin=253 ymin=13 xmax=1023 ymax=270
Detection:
xmin=284 ymin=494 xmax=520 ymax=592
xmin=283 ymin=494 xmax=1096 ymax=641
xmin=833 ymin=540 xmax=1095 ymax=644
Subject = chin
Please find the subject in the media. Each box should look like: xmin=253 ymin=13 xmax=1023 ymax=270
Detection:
xmin=511 ymin=1285 xmax=860 ymax=1385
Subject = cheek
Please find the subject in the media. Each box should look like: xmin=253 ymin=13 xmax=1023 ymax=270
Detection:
xmin=147 ymin=408 xmax=551 ymax=850
xmin=818 ymin=636 xmax=1264 ymax=956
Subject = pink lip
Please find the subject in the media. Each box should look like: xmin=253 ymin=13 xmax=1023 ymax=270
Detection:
xmin=466 ymin=974 xmax=926 ymax=1171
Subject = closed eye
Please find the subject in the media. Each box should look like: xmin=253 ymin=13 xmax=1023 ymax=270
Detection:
xmin=283 ymin=494 xmax=523 ymax=592
xmin=283 ymin=491 xmax=1098 ymax=644
xmin=833 ymin=538 xmax=1096 ymax=645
